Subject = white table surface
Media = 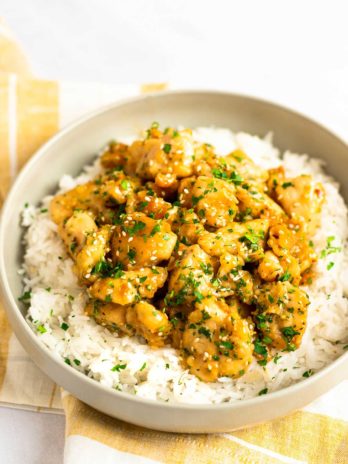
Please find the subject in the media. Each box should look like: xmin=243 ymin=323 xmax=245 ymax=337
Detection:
xmin=1 ymin=1 xmax=348 ymax=462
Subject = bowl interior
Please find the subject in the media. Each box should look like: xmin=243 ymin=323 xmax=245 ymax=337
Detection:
xmin=3 ymin=91 xmax=348 ymax=320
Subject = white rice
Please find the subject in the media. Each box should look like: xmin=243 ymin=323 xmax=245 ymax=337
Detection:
xmin=21 ymin=128 xmax=348 ymax=404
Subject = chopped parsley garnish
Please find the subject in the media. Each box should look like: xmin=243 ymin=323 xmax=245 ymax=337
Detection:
xmin=254 ymin=340 xmax=268 ymax=357
xmin=139 ymin=362 xmax=147 ymax=371
xmin=127 ymin=248 xmax=136 ymax=262
xmin=217 ymin=340 xmax=234 ymax=350
xmin=192 ymin=195 xmax=204 ymax=206
xmin=92 ymin=260 xmax=124 ymax=278
xmin=60 ymin=322 xmax=69 ymax=331
xmin=194 ymin=290 xmax=204 ymax=303
xmin=198 ymin=327 xmax=211 ymax=339
xmin=279 ymin=270 xmax=291 ymax=282
xmin=320 ymin=236 xmax=342 ymax=258
xmin=258 ymin=388 xmax=268 ymax=396
xmin=120 ymin=179 xmax=130 ymax=190
xmin=70 ymin=241 xmax=77 ymax=253
xmin=124 ymin=220 xmax=146 ymax=236
xmin=212 ymin=168 xmax=243 ymax=185
xmin=150 ymin=222 xmax=161 ymax=236
xmin=200 ymin=262 xmax=213 ymax=275
xmin=303 ymin=370 xmax=313 ymax=378
xmin=73 ymin=359 xmax=81 ymax=366
xmin=281 ymin=326 xmax=300 ymax=341
xmin=111 ymin=363 xmax=127 ymax=372
xmin=163 ymin=143 xmax=172 ymax=154
xmin=37 ymin=325 xmax=47 ymax=334
xmin=282 ymin=182 xmax=294 ymax=189
xmin=327 ymin=261 xmax=334 ymax=270
xmin=18 ymin=291 xmax=31 ymax=302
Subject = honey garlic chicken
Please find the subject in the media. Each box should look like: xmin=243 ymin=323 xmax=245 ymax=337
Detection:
xmin=50 ymin=124 xmax=325 ymax=382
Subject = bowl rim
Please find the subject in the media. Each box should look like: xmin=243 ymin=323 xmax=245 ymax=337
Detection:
xmin=1 ymin=89 xmax=347 ymax=411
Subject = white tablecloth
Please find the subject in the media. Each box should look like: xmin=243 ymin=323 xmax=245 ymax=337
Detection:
xmin=1 ymin=0 xmax=347 ymax=462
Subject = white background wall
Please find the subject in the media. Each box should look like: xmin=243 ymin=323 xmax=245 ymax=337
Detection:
xmin=1 ymin=1 xmax=347 ymax=462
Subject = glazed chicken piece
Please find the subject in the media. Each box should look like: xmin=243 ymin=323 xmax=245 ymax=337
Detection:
xmin=170 ymin=208 xmax=205 ymax=245
xmin=257 ymin=250 xmax=301 ymax=285
xmin=111 ymin=212 xmax=177 ymax=268
xmin=236 ymin=186 xmax=285 ymax=222
xmin=267 ymin=167 xmax=325 ymax=235
xmin=129 ymin=127 xmax=199 ymax=180
xmin=215 ymin=254 xmax=254 ymax=304
xmin=50 ymin=181 xmax=108 ymax=225
xmin=167 ymin=244 xmax=215 ymax=306
xmin=86 ymin=300 xmax=171 ymax=347
xmin=253 ymin=281 xmax=309 ymax=350
xmin=74 ymin=225 xmax=113 ymax=283
xmin=97 ymin=172 xmax=141 ymax=205
xmin=198 ymin=218 xmax=270 ymax=262
xmin=178 ymin=176 xmax=238 ymax=227
xmin=58 ymin=210 xmax=98 ymax=257
xmin=132 ymin=190 xmax=173 ymax=219
xmin=268 ymin=224 xmax=317 ymax=275
xmin=213 ymin=149 xmax=269 ymax=188
xmin=182 ymin=297 xmax=254 ymax=382
xmin=89 ymin=267 xmax=168 ymax=305
xmin=100 ymin=141 xmax=138 ymax=174
xmin=50 ymin=172 xmax=139 ymax=225
xmin=126 ymin=301 xmax=171 ymax=347
xmin=85 ymin=300 xmax=132 ymax=334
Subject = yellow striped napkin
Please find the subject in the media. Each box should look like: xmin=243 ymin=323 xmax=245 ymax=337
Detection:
xmin=0 ymin=19 xmax=347 ymax=464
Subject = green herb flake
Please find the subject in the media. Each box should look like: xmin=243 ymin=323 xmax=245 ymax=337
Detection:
xmin=281 ymin=326 xmax=300 ymax=341
xmin=120 ymin=179 xmax=130 ymax=190
xmin=258 ymin=388 xmax=268 ymax=396
xmin=18 ymin=291 xmax=31 ymax=302
xmin=70 ymin=241 xmax=77 ymax=253
xmin=327 ymin=261 xmax=335 ymax=270
xmin=140 ymin=362 xmax=147 ymax=371
xmin=279 ymin=270 xmax=291 ymax=282
xmin=60 ymin=322 xmax=69 ymax=331
xmin=282 ymin=182 xmax=294 ymax=189
xmin=37 ymin=324 xmax=47 ymax=334
xmin=127 ymin=248 xmax=136 ymax=262
xmin=163 ymin=143 xmax=172 ymax=154
xmin=73 ymin=359 xmax=81 ymax=366
xmin=320 ymin=236 xmax=342 ymax=258
xmin=111 ymin=363 xmax=127 ymax=372
xmin=254 ymin=340 xmax=267 ymax=357
xmin=303 ymin=369 xmax=313 ymax=378
xmin=198 ymin=327 xmax=211 ymax=339
xmin=125 ymin=220 xmax=146 ymax=236
xmin=150 ymin=223 xmax=161 ymax=237
xmin=217 ymin=340 xmax=234 ymax=350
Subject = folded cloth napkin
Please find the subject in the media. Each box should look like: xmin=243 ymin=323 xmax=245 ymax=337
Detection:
xmin=0 ymin=20 xmax=347 ymax=464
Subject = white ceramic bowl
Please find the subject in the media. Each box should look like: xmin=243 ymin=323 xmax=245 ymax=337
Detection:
xmin=1 ymin=91 xmax=347 ymax=432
